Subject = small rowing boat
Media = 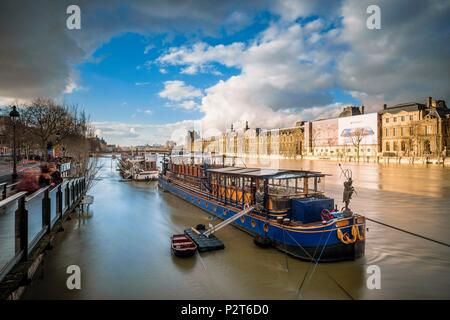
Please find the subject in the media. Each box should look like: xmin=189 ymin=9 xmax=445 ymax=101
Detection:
xmin=171 ymin=234 xmax=197 ymax=257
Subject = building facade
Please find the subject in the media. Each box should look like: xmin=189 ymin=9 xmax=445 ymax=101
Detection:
xmin=182 ymin=97 xmax=449 ymax=163
xmin=304 ymin=106 xmax=380 ymax=160
xmin=380 ymin=97 xmax=450 ymax=157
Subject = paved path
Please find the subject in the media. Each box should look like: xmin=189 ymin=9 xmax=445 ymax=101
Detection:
xmin=0 ymin=161 xmax=40 ymax=184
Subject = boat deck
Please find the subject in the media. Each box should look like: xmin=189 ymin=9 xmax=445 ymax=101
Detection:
xmin=184 ymin=229 xmax=225 ymax=252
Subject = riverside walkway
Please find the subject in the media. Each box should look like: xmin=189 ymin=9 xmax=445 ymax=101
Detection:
xmin=0 ymin=176 xmax=86 ymax=299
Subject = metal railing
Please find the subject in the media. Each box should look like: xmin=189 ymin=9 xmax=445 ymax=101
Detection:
xmin=0 ymin=177 xmax=86 ymax=283
xmin=0 ymin=182 xmax=20 ymax=201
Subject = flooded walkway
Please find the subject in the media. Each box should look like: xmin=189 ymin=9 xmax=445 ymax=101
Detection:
xmin=24 ymin=157 xmax=450 ymax=299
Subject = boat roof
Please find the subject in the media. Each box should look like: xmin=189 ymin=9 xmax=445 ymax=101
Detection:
xmin=207 ymin=167 xmax=327 ymax=179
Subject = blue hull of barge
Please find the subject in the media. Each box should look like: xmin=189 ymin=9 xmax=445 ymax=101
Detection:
xmin=159 ymin=178 xmax=365 ymax=262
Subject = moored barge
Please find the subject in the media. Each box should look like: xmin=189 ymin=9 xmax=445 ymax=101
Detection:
xmin=159 ymin=160 xmax=365 ymax=262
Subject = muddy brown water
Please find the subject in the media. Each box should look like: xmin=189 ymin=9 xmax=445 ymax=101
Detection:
xmin=23 ymin=157 xmax=450 ymax=299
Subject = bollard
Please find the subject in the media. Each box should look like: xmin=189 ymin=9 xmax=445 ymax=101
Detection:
xmin=15 ymin=195 xmax=28 ymax=262
xmin=42 ymin=188 xmax=51 ymax=234
xmin=65 ymin=184 xmax=70 ymax=214
xmin=71 ymin=182 xmax=75 ymax=205
xmin=1 ymin=183 xmax=6 ymax=200
xmin=56 ymin=185 xmax=63 ymax=219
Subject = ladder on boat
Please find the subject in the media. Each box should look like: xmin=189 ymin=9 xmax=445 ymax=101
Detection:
xmin=203 ymin=204 xmax=253 ymax=237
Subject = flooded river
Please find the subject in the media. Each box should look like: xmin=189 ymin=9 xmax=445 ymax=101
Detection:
xmin=24 ymin=157 xmax=450 ymax=299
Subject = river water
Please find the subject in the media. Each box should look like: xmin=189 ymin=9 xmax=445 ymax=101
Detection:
xmin=24 ymin=156 xmax=450 ymax=299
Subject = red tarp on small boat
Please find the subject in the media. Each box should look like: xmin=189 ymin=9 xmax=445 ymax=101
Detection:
xmin=171 ymin=234 xmax=197 ymax=257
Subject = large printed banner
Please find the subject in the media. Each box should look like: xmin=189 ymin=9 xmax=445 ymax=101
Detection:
xmin=307 ymin=118 xmax=338 ymax=148
xmin=338 ymin=113 xmax=378 ymax=146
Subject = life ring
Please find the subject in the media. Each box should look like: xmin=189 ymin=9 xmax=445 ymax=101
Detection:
xmin=321 ymin=209 xmax=334 ymax=221
xmin=356 ymin=224 xmax=365 ymax=241
xmin=337 ymin=225 xmax=359 ymax=244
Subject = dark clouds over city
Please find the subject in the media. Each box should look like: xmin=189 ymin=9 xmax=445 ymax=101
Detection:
xmin=0 ymin=0 xmax=448 ymax=144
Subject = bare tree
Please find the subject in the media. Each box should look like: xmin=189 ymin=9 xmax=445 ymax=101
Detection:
xmin=310 ymin=128 xmax=320 ymax=155
xmin=0 ymin=107 xmax=40 ymax=158
xmin=409 ymin=121 xmax=423 ymax=157
xmin=350 ymin=128 xmax=366 ymax=162
xmin=83 ymin=157 xmax=104 ymax=192
xmin=18 ymin=98 xmax=87 ymax=160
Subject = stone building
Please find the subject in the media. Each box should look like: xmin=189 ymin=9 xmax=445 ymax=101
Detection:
xmin=195 ymin=121 xmax=304 ymax=160
xmin=278 ymin=124 xmax=304 ymax=158
xmin=380 ymin=97 xmax=450 ymax=157
xmin=339 ymin=105 xmax=364 ymax=118
xmin=183 ymin=98 xmax=449 ymax=162
xmin=244 ymin=126 xmax=261 ymax=158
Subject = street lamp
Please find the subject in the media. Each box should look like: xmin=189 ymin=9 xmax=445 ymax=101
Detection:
xmin=9 ymin=105 xmax=20 ymax=181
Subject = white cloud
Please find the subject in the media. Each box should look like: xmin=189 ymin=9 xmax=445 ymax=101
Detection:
xmin=158 ymin=80 xmax=202 ymax=102
xmin=64 ymin=72 xmax=88 ymax=94
xmin=93 ymin=120 xmax=199 ymax=146
xmin=156 ymin=42 xmax=245 ymax=75
xmin=179 ymin=100 xmax=198 ymax=110
xmin=143 ymin=44 xmax=154 ymax=54
xmin=157 ymin=21 xmax=337 ymax=132
xmin=136 ymin=108 xmax=153 ymax=115
xmin=64 ymin=78 xmax=78 ymax=94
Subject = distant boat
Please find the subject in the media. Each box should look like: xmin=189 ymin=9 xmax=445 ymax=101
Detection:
xmin=171 ymin=234 xmax=197 ymax=257
xmin=118 ymin=153 xmax=158 ymax=181
xmin=133 ymin=170 xmax=159 ymax=181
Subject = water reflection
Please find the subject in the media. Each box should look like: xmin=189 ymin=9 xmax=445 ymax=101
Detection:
xmin=23 ymin=156 xmax=450 ymax=299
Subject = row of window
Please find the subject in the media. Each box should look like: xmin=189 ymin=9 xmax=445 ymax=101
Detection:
xmin=385 ymin=115 xmax=415 ymax=123
xmin=314 ymin=148 xmax=372 ymax=153
xmin=385 ymin=141 xmax=407 ymax=152
xmin=384 ymin=140 xmax=431 ymax=153
xmin=385 ymin=125 xmax=433 ymax=137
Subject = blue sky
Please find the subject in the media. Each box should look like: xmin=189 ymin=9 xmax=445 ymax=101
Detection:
xmin=62 ymin=9 xmax=361 ymax=144
xmin=1 ymin=1 xmax=448 ymax=146
xmin=65 ymin=19 xmax=360 ymax=125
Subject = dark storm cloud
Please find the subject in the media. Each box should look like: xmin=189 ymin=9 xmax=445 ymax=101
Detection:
xmin=0 ymin=1 xmax=85 ymax=100
xmin=338 ymin=0 xmax=450 ymax=106
xmin=0 ymin=0 xmax=448 ymax=108
xmin=0 ymin=0 xmax=268 ymax=102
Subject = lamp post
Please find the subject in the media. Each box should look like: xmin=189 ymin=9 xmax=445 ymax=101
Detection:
xmin=9 ymin=105 xmax=20 ymax=181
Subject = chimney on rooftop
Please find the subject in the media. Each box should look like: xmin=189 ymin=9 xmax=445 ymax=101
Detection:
xmin=360 ymin=105 xmax=365 ymax=114
xmin=245 ymin=121 xmax=249 ymax=131
xmin=428 ymin=96 xmax=433 ymax=108
xmin=383 ymin=104 xmax=387 ymax=110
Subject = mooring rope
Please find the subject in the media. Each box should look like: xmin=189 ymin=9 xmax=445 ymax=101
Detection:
xmin=326 ymin=273 xmax=354 ymax=300
xmin=365 ymin=217 xmax=450 ymax=247
xmin=298 ymin=227 xmax=334 ymax=295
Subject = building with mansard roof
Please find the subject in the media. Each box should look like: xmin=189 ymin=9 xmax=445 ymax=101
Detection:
xmin=380 ymin=97 xmax=450 ymax=157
